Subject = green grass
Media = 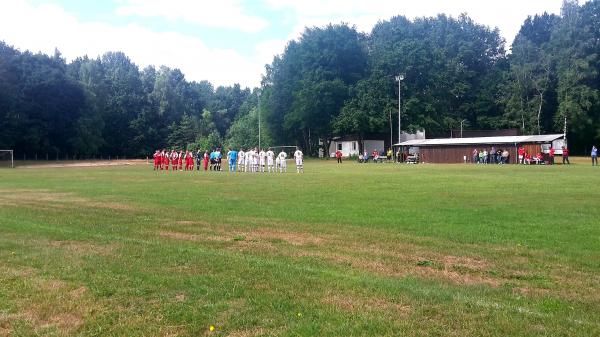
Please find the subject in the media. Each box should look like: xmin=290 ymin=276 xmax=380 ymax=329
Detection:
xmin=1 ymin=160 xmax=599 ymax=336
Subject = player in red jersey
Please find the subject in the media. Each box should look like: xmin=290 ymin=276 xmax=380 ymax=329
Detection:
xmin=178 ymin=151 xmax=183 ymax=170
xmin=170 ymin=150 xmax=177 ymax=171
xmin=153 ymin=150 xmax=160 ymax=170
xmin=163 ymin=150 xmax=170 ymax=170
xmin=202 ymin=150 xmax=209 ymax=171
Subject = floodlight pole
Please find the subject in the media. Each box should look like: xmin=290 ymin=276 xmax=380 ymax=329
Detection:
xmin=460 ymin=119 xmax=467 ymax=138
xmin=396 ymin=75 xmax=404 ymax=145
xmin=257 ymin=90 xmax=261 ymax=149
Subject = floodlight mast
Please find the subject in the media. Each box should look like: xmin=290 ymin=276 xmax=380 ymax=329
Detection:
xmin=257 ymin=90 xmax=261 ymax=149
xmin=395 ymin=75 xmax=404 ymax=145
xmin=460 ymin=119 xmax=467 ymax=138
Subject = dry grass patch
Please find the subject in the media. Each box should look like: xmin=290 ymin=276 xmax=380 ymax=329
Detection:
xmin=0 ymin=188 xmax=139 ymax=212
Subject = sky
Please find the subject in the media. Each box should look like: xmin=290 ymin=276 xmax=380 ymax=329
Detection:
xmin=0 ymin=0 xmax=570 ymax=88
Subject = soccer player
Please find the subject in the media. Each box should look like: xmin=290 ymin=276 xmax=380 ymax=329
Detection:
xmin=294 ymin=147 xmax=304 ymax=173
xmin=178 ymin=151 xmax=184 ymax=171
xmin=245 ymin=148 xmax=253 ymax=173
xmin=186 ymin=151 xmax=194 ymax=170
xmin=238 ymin=148 xmax=246 ymax=172
xmin=163 ymin=150 xmax=169 ymax=170
xmin=266 ymin=148 xmax=275 ymax=173
xmin=259 ymin=148 xmax=266 ymax=173
xmin=202 ymin=150 xmax=209 ymax=171
xmin=171 ymin=150 xmax=178 ymax=171
xmin=153 ymin=150 xmax=160 ymax=170
xmin=227 ymin=147 xmax=238 ymax=172
xmin=278 ymin=150 xmax=287 ymax=173
xmin=216 ymin=148 xmax=223 ymax=171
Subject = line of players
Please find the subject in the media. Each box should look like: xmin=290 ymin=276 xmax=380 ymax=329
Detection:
xmin=152 ymin=147 xmax=304 ymax=173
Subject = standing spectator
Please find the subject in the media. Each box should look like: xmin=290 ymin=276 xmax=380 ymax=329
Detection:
xmin=518 ymin=147 xmax=525 ymax=164
xmin=472 ymin=148 xmax=478 ymax=164
xmin=363 ymin=150 xmax=369 ymax=163
xmin=591 ymin=145 xmax=598 ymax=166
xmin=501 ymin=149 xmax=509 ymax=164
xmin=483 ymin=149 xmax=489 ymax=164
xmin=335 ymin=149 xmax=343 ymax=163
xmin=386 ymin=148 xmax=393 ymax=161
xmin=396 ymin=148 xmax=402 ymax=163
xmin=549 ymin=146 xmax=555 ymax=165
xmin=562 ymin=146 xmax=570 ymax=165
xmin=478 ymin=150 xmax=484 ymax=164
xmin=490 ymin=146 xmax=496 ymax=164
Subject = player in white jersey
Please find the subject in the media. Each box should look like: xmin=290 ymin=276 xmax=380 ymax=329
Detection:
xmin=294 ymin=147 xmax=304 ymax=173
xmin=259 ymin=149 xmax=266 ymax=173
xmin=245 ymin=149 xmax=253 ymax=172
xmin=277 ymin=150 xmax=287 ymax=173
xmin=238 ymin=149 xmax=245 ymax=172
xmin=266 ymin=148 xmax=275 ymax=173
xmin=252 ymin=148 xmax=259 ymax=172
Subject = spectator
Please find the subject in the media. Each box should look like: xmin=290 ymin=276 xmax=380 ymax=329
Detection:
xmin=363 ymin=150 xmax=369 ymax=163
xmin=396 ymin=149 xmax=402 ymax=163
xmin=524 ymin=152 xmax=531 ymax=165
xmin=490 ymin=146 xmax=496 ymax=164
xmin=478 ymin=150 xmax=484 ymax=164
xmin=496 ymin=149 xmax=502 ymax=164
xmin=472 ymin=148 xmax=478 ymax=164
xmin=549 ymin=146 xmax=555 ymax=165
xmin=335 ymin=149 xmax=343 ymax=164
xmin=483 ymin=149 xmax=489 ymax=164
xmin=535 ymin=152 xmax=544 ymax=164
xmin=562 ymin=146 xmax=570 ymax=165
xmin=372 ymin=149 xmax=379 ymax=163
xmin=592 ymin=145 xmax=598 ymax=166
xmin=518 ymin=146 xmax=525 ymax=164
xmin=501 ymin=149 xmax=509 ymax=164
xmin=358 ymin=154 xmax=364 ymax=163
xmin=386 ymin=148 xmax=393 ymax=161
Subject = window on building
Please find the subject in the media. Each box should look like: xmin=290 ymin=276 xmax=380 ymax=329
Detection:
xmin=352 ymin=142 xmax=357 ymax=150
xmin=337 ymin=144 xmax=343 ymax=151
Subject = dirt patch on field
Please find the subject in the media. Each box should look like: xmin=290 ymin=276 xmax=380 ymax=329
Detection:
xmin=0 ymin=189 xmax=139 ymax=212
xmin=49 ymin=240 xmax=116 ymax=256
xmin=17 ymin=159 xmax=146 ymax=169
xmin=322 ymin=292 xmax=411 ymax=316
xmin=234 ymin=227 xmax=330 ymax=246
xmin=159 ymin=231 xmax=224 ymax=243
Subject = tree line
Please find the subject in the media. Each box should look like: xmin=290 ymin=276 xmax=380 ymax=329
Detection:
xmin=1 ymin=0 xmax=598 ymax=158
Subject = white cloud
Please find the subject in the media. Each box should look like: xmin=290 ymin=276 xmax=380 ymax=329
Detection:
xmin=0 ymin=0 xmax=264 ymax=87
xmin=267 ymin=0 xmax=569 ymax=45
xmin=116 ymin=0 xmax=269 ymax=33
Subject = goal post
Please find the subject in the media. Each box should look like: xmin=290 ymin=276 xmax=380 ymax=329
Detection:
xmin=0 ymin=150 xmax=14 ymax=168
xmin=270 ymin=145 xmax=298 ymax=157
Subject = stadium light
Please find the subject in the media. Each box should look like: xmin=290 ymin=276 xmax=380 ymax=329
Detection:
xmin=257 ymin=90 xmax=261 ymax=149
xmin=395 ymin=75 xmax=404 ymax=144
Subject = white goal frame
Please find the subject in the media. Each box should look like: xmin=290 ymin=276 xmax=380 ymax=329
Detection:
xmin=0 ymin=150 xmax=14 ymax=168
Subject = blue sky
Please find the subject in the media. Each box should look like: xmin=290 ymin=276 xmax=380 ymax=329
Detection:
xmin=0 ymin=0 xmax=569 ymax=88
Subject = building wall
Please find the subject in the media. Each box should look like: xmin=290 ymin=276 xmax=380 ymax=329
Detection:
xmin=419 ymin=144 xmax=519 ymax=164
xmin=329 ymin=140 xmax=360 ymax=157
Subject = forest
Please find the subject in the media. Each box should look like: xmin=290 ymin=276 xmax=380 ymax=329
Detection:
xmin=0 ymin=0 xmax=598 ymax=157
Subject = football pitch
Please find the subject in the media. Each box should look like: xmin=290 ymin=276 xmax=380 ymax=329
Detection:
xmin=1 ymin=160 xmax=599 ymax=336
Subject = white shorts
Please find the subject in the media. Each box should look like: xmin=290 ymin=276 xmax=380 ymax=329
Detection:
xmin=296 ymin=158 xmax=303 ymax=166
xmin=280 ymin=159 xmax=286 ymax=167
xmin=267 ymin=158 xmax=274 ymax=166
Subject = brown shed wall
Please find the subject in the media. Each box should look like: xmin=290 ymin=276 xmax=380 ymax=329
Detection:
xmin=419 ymin=144 xmax=519 ymax=164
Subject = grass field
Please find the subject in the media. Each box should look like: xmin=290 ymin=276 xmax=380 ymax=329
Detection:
xmin=1 ymin=160 xmax=599 ymax=336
